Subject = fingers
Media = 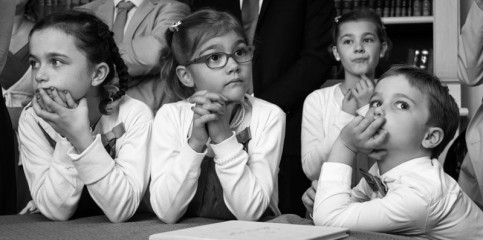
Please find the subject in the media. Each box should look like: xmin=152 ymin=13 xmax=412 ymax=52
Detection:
xmin=32 ymin=93 xmax=57 ymax=121
xmin=64 ymin=91 xmax=77 ymax=109
xmin=37 ymin=88 xmax=64 ymax=113
xmin=49 ymin=88 xmax=68 ymax=108
xmin=343 ymin=89 xmax=353 ymax=102
xmin=189 ymin=91 xmax=227 ymax=106
xmin=302 ymin=185 xmax=316 ymax=214
xmin=359 ymin=117 xmax=386 ymax=141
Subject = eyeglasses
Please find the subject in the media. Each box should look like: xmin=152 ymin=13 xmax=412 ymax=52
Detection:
xmin=185 ymin=46 xmax=254 ymax=69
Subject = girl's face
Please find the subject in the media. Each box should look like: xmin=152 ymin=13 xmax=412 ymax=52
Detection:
xmin=333 ymin=20 xmax=387 ymax=78
xmin=29 ymin=28 xmax=95 ymax=100
xmin=181 ymin=31 xmax=251 ymax=102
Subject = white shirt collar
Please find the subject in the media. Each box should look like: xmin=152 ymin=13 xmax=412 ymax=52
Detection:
xmin=113 ymin=0 xmax=143 ymax=8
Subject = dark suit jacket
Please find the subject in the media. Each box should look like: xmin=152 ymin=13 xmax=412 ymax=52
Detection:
xmin=0 ymin=88 xmax=16 ymax=215
xmin=189 ymin=0 xmax=336 ymax=157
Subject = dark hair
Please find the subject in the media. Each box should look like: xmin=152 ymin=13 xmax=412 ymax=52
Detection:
xmin=378 ymin=65 xmax=460 ymax=158
xmin=332 ymin=9 xmax=392 ymax=55
xmin=29 ymin=10 xmax=130 ymax=114
xmin=161 ymin=9 xmax=247 ymax=100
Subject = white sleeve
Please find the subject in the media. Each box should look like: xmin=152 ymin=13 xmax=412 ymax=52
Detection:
xmin=458 ymin=0 xmax=483 ymax=86
xmin=211 ymin=108 xmax=285 ymax=221
xmin=149 ymin=105 xmax=206 ymax=224
xmin=19 ymin=109 xmax=82 ymax=221
xmin=313 ymin=163 xmax=429 ymax=232
xmin=67 ymin=113 xmax=151 ymax=223
xmin=301 ymin=92 xmax=354 ymax=180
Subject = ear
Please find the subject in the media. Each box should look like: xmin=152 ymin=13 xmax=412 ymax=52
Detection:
xmin=421 ymin=127 xmax=444 ymax=150
xmin=176 ymin=65 xmax=195 ymax=88
xmin=91 ymin=62 xmax=109 ymax=87
xmin=332 ymin=46 xmax=340 ymax=61
xmin=379 ymin=42 xmax=388 ymax=58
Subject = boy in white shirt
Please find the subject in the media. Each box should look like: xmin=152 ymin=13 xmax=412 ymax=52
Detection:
xmin=313 ymin=66 xmax=483 ymax=239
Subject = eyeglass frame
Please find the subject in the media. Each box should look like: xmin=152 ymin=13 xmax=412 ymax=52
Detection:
xmin=183 ymin=46 xmax=255 ymax=70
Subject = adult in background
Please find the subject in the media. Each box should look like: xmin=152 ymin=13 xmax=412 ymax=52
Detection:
xmin=457 ymin=0 xmax=483 ymax=209
xmin=0 ymin=0 xmax=16 ymax=215
xmin=186 ymin=0 xmax=336 ymax=216
xmin=78 ymin=0 xmax=190 ymax=112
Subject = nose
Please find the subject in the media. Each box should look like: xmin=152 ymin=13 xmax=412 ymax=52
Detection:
xmin=34 ymin=66 xmax=48 ymax=84
xmin=354 ymin=41 xmax=365 ymax=54
xmin=225 ymin=56 xmax=241 ymax=74
xmin=373 ymin=105 xmax=384 ymax=119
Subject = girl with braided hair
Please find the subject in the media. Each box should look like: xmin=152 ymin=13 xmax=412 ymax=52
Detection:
xmin=18 ymin=10 xmax=152 ymax=222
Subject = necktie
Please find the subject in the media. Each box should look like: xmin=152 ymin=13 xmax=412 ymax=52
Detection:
xmin=112 ymin=1 xmax=135 ymax=44
xmin=359 ymin=168 xmax=387 ymax=197
xmin=241 ymin=0 xmax=259 ymax=45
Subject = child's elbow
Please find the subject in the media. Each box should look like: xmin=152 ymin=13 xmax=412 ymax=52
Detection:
xmin=157 ymin=213 xmax=181 ymax=224
xmin=313 ymin=208 xmax=331 ymax=226
xmin=105 ymin=212 xmax=133 ymax=223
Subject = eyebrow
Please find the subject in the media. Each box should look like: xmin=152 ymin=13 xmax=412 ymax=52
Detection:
xmin=198 ymin=39 xmax=246 ymax=56
xmin=393 ymin=93 xmax=416 ymax=104
xmin=29 ymin=52 xmax=70 ymax=60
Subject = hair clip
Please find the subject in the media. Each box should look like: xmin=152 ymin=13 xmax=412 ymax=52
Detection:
xmin=334 ymin=16 xmax=341 ymax=23
xmin=169 ymin=20 xmax=181 ymax=32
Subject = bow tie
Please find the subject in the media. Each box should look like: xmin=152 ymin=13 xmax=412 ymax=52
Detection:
xmin=359 ymin=168 xmax=387 ymax=197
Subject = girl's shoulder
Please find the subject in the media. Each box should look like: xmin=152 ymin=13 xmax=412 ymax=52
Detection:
xmin=305 ymin=84 xmax=341 ymax=104
xmin=117 ymin=95 xmax=154 ymax=122
xmin=248 ymin=95 xmax=285 ymax=120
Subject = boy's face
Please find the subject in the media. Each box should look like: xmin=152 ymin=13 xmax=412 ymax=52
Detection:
xmin=369 ymin=75 xmax=432 ymax=158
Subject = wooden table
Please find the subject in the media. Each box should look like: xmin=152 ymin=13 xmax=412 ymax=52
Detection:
xmin=0 ymin=213 xmax=412 ymax=239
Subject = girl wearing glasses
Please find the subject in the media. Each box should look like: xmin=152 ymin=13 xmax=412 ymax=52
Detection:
xmin=149 ymin=9 xmax=286 ymax=223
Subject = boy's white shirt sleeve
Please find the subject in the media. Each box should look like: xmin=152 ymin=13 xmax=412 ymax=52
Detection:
xmin=301 ymin=91 xmax=354 ymax=180
xmin=458 ymin=0 xmax=483 ymax=87
xmin=19 ymin=108 xmax=82 ymax=221
xmin=149 ymin=104 xmax=206 ymax=224
xmin=210 ymin=108 xmax=285 ymax=221
xmin=67 ymin=114 xmax=152 ymax=223
xmin=313 ymin=162 xmax=429 ymax=233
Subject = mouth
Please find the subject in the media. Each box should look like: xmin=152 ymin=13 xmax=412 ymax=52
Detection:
xmin=352 ymin=58 xmax=369 ymax=63
xmin=225 ymin=78 xmax=244 ymax=86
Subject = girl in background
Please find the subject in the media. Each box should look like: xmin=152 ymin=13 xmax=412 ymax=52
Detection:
xmin=19 ymin=11 xmax=152 ymax=222
xmin=301 ymin=9 xmax=390 ymax=214
xmin=150 ymin=9 xmax=285 ymax=223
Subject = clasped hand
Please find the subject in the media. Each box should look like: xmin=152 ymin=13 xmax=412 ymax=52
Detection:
xmin=342 ymin=74 xmax=374 ymax=115
xmin=188 ymin=90 xmax=232 ymax=152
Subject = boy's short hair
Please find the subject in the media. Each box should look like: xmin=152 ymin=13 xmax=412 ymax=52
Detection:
xmin=378 ymin=65 xmax=460 ymax=158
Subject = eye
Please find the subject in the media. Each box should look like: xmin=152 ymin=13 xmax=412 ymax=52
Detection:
xmin=234 ymin=47 xmax=248 ymax=57
xmin=370 ymin=100 xmax=381 ymax=108
xmin=395 ymin=101 xmax=410 ymax=110
xmin=51 ymin=59 xmax=63 ymax=67
xmin=342 ymin=39 xmax=352 ymax=45
xmin=29 ymin=59 xmax=40 ymax=69
xmin=363 ymin=37 xmax=374 ymax=43
xmin=206 ymin=53 xmax=224 ymax=64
